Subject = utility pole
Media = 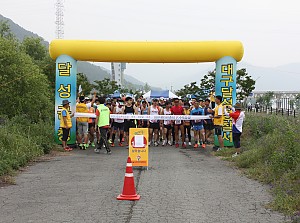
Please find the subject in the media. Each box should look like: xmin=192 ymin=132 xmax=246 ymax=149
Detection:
xmin=171 ymin=85 xmax=173 ymax=92
xmin=55 ymin=0 xmax=64 ymax=39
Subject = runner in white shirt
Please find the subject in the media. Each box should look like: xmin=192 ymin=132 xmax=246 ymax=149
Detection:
xmin=148 ymin=98 xmax=162 ymax=146
xmin=162 ymin=101 xmax=173 ymax=146
xmin=112 ymin=100 xmax=125 ymax=147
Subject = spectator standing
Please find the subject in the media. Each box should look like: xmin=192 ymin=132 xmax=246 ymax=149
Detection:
xmin=60 ymin=100 xmax=74 ymax=151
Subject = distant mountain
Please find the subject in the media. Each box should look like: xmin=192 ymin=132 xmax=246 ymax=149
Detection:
xmin=0 ymin=14 xmax=48 ymax=46
xmin=237 ymin=62 xmax=300 ymax=91
xmin=77 ymin=61 xmax=110 ymax=81
xmin=0 ymin=14 xmax=160 ymax=91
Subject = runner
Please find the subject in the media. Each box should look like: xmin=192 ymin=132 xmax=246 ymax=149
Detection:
xmin=224 ymin=103 xmax=245 ymax=157
xmin=123 ymin=96 xmax=138 ymax=148
xmin=85 ymin=94 xmax=96 ymax=148
xmin=162 ymin=101 xmax=173 ymax=146
xmin=183 ymin=102 xmax=192 ymax=146
xmin=171 ymin=98 xmax=185 ymax=148
xmin=203 ymin=99 xmax=214 ymax=144
xmin=158 ymin=97 xmax=166 ymax=142
xmin=191 ymin=100 xmax=206 ymax=148
xmin=140 ymin=100 xmax=148 ymax=128
xmin=148 ymin=98 xmax=162 ymax=146
xmin=76 ymin=96 xmax=89 ymax=150
xmin=111 ymin=100 xmax=125 ymax=147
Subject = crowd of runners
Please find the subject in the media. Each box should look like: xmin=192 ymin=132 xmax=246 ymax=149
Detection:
xmin=60 ymin=94 xmax=245 ymax=157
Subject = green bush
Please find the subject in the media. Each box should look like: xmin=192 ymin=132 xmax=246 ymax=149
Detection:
xmin=216 ymin=114 xmax=300 ymax=216
xmin=0 ymin=116 xmax=55 ymax=176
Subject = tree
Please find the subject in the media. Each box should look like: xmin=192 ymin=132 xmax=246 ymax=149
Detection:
xmin=295 ymin=94 xmax=300 ymax=110
xmin=21 ymin=37 xmax=56 ymax=93
xmin=257 ymin=91 xmax=274 ymax=107
xmin=22 ymin=37 xmax=47 ymax=61
xmin=199 ymin=70 xmax=215 ymax=92
xmin=0 ymin=20 xmax=14 ymax=39
xmin=0 ymin=35 xmax=52 ymax=122
xmin=199 ymin=68 xmax=256 ymax=101
xmin=236 ymin=69 xmax=256 ymax=101
xmin=77 ymin=73 xmax=94 ymax=96
xmin=93 ymin=78 xmax=120 ymax=96
xmin=176 ymin=81 xmax=207 ymax=99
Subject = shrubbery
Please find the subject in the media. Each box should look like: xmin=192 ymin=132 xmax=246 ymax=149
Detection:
xmin=0 ymin=116 xmax=55 ymax=176
xmin=216 ymin=114 xmax=300 ymax=216
xmin=0 ymin=22 xmax=56 ymax=177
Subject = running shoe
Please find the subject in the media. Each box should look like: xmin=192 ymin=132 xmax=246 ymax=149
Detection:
xmin=111 ymin=143 xmax=115 ymax=147
xmin=194 ymin=143 xmax=198 ymax=148
xmin=154 ymin=142 xmax=159 ymax=147
xmin=162 ymin=140 xmax=166 ymax=146
xmin=188 ymin=142 xmax=192 ymax=146
xmin=107 ymin=149 xmax=112 ymax=154
xmin=232 ymin=152 xmax=239 ymax=158
xmin=119 ymin=143 xmax=123 ymax=147
xmin=182 ymin=142 xmax=186 ymax=148
xmin=121 ymin=138 xmax=125 ymax=142
xmin=168 ymin=141 xmax=172 ymax=146
xmin=217 ymin=148 xmax=223 ymax=152
xmin=175 ymin=143 xmax=179 ymax=148
xmin=108 ymin=139 xmax=112 ymax=144
xmin=91 ymin=142 xmax=95 ymax=147
xmin=79 ymin=144 xmax=83 ymax=150
xmin=202 ymin=144 xmax=206 ymax=149
xmin=64 ymin=147 xmax=71 ymax=151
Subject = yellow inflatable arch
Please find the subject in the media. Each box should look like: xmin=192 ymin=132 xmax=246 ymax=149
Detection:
xmin=51 ymin=39 xmax=244 ymax=147
xmin=49 ymin=40 xmax=244 ymax=63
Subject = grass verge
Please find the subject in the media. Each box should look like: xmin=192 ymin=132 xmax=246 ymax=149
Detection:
xmin=0 ymin=115 xmax=56 ymax=178
xmin=215 ymin=114 xmax=300 ymax=219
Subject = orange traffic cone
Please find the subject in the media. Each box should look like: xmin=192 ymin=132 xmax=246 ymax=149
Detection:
xmin=117 ymin=157 xmax=140 ymax=201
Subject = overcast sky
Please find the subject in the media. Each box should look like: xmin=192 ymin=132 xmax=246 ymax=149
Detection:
xmin=1 ymin=0 xmax=300 ymax=90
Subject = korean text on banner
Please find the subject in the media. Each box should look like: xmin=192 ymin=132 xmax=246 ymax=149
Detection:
xmin=54 ymin=55 xmax=77 ymax=144
xmin=129 ymin=128 xmax=149 ymax=167
xmin=215 ymin=56 xmax=237 ymax=147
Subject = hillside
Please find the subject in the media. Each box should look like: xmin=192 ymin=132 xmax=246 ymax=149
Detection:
xmin=237 ymin=62 xmax=300 ymax=91
xmin=0 ymin=14 xmax=159 ymax=90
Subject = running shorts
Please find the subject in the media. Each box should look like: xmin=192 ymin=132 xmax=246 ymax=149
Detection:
xmin=193 ymin=125 xmax=204 ymax=131
xmin=149 ymin=122 xmax=160 ymax=130
xmin=214 ymin=125 xmax=223 ymax=136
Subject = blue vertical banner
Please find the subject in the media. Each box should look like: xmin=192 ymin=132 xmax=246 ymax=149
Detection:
xmin=54 ymin=55 xmax=77 ymax=144
xmin=215 ymin=56 xmax=237 ymax=147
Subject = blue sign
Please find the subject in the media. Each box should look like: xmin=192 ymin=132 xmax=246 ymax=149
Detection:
xmin=54 ymin=55 xmax=77 ymax=144
xmin=215 ymin=56 xmax=237 ymax=147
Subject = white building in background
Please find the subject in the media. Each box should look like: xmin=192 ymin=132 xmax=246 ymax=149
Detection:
xmin=111 ymin=62 xmax=126 ymax=87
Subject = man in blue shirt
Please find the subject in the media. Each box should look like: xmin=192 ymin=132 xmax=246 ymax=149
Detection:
xmin=191 ymin=100 xmax=206 ymax=149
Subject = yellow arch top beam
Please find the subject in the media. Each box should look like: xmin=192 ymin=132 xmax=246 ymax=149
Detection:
xmin=49 ymin=40 xmax=244 ymax=63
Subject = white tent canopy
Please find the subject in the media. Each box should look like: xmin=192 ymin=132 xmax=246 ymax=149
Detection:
xmin=142 ymin=90 xmax=178 ymax=100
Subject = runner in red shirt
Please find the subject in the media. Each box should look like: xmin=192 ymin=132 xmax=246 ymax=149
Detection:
xmin=171 ymin=98 xmax=185 ymax=148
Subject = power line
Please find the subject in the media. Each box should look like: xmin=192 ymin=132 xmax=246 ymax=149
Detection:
xmin=55 ymin=0 xmax=64 ymax=39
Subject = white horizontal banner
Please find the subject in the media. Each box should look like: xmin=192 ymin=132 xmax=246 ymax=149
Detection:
xmin=74 ymin=113 xmax=211 ymax=120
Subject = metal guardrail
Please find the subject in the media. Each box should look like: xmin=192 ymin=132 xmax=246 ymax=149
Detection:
xmin=246 ymin=106 xmax=299 ymax=118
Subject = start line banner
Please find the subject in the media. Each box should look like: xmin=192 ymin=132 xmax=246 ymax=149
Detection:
xmin=74 ymin=113 xmax=211 ymax=120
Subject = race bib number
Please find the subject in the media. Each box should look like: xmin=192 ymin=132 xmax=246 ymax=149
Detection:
xmin=175 ymin=120 xmax=181 ymax=125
